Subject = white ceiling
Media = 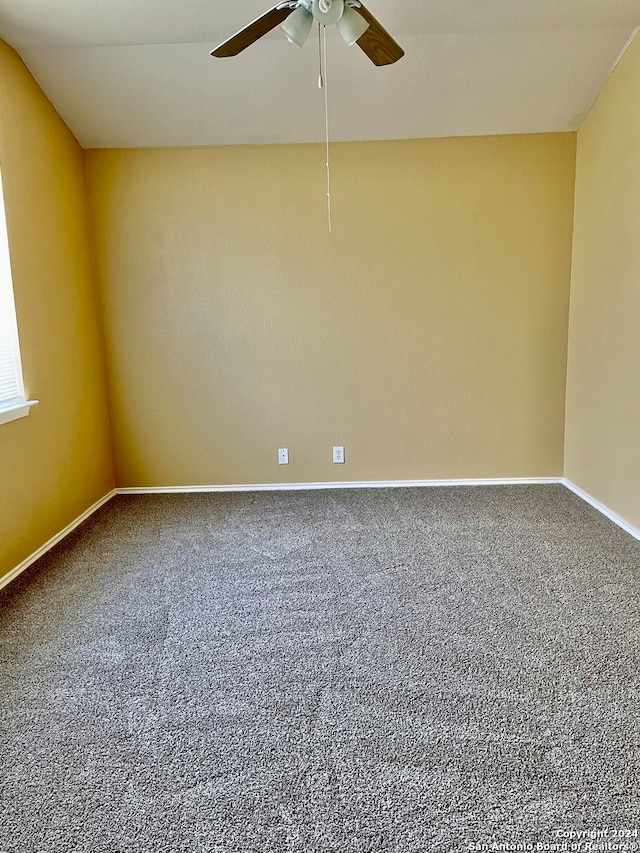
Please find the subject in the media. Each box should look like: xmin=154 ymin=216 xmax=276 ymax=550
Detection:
xmin=0 ymin=0 xmax=638 ymax=148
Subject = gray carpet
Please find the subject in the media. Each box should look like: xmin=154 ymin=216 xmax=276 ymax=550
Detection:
xmin=1 ymin=486 xmax=639 ymax=852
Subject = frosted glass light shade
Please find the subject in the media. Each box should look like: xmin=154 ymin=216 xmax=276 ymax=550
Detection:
xmin=336 ymin=5 xmax=369 ymax=45
xmin=281 ymin=5 xmax=314 ymax=46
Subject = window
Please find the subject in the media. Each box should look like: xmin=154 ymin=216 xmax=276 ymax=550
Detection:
xmin=0 ymin=166 xmax=37 ymax=425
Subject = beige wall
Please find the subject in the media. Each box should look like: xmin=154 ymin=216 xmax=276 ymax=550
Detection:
xmin=0 ymin=42 xmax=114 ymax=581
xmin=85 ymin=134 xmax=576 ymax=488
xmin=565 ymin=33 xmax=640 ymax=530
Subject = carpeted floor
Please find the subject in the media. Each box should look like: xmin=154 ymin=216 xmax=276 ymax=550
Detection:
xmin=1 ymin=485 xmax=639 ymax=852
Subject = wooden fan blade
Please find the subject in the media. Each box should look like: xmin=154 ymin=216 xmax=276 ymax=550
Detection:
xmin=211 ymin=4 xmax=294 ymax=58
xmin=355 ymin=2 xmax=404 ymax=66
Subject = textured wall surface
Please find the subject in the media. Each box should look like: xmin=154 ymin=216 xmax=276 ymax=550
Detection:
xmin=85 ymin=134 xmax=576 ymax=488
xmin=0 ymin=41 xmax=114 ymax=580
xmin=565 ymin=34 xmax=640 ymax=530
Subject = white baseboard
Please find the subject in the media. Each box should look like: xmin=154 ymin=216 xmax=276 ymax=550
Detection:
xmin=0 ymin=490 xmax=116 ymax=593
xmin=117 ymin=478 xmax=640 ymax=543
xmin=15 ymin=477 xmax=633 ymax=596
xmin=116 ymin=477 xmax=562 ymax=495
xmin=563 ymin=479 xmax=640 ymax=541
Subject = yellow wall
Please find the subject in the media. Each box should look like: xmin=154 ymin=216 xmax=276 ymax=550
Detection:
xmin=0 ymin=42 xmax=114 ymax=581
xmin=565 ymin=33 xmax=640 ymax=530
xmin=85 ymin=134 xmax=576 ymax=487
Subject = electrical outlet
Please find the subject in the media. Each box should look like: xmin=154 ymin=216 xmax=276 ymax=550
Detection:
xmin=333 ymin=446 xmax=345 ymax=464
xmin=278 ymin=448 xmax=289 ymax=465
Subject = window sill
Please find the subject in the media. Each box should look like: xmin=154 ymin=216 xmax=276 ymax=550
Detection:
xmin=0 ymin=399 xmax=39 ymax=426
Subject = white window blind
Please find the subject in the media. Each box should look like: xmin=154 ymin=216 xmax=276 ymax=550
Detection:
xmin=0 ymin=166 xmax=23 ymax=407
xmin=0 ymin=165 xmax=36 ymax=424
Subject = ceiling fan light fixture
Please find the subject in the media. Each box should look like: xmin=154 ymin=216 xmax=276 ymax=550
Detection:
xmin=336 ymin=5 xmax=369 ymax=46
xmin=311 ymin=0 xmax=344 ymax=27
xmin=280 ymin=4 xmax=314 ymax=46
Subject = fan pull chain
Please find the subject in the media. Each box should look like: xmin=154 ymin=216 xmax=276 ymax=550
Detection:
xmin=317 ymin=21 xmax=323 ymax=89
xmin=320 ymin=25 xmax=332 ymax=233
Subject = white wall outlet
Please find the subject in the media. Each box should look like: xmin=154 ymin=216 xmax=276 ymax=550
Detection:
xmin=278 ymin=448 xmax=289 ymax=465
xmin=333 ymin=446 xmax=345 ymax=464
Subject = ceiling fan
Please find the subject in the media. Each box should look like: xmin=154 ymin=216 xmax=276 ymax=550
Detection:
xmin=211 ymin=0 xmax=404 ymax=66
